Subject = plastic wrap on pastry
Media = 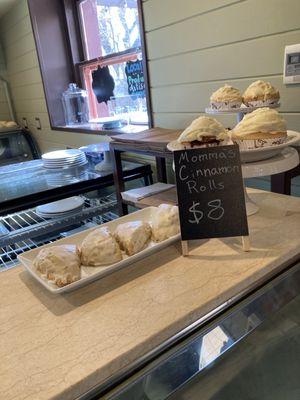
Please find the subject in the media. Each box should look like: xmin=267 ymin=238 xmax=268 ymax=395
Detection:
xmin=34 ymin=245 xmax=81 ymax=287
xmin=113 ymin=221 xmax=152 ymax=256
xmin=151 ymin=204 xmax=180 ymax=242
xmin=81 ymin=227 xmax=122 ymax=266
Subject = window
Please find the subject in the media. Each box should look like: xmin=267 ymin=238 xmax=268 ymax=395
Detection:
xmin=28 ymin=0 xmax=151 ymax=133
xmin=77 ymin=0 xmax=149 ymax=129
xmin=79 ymin=0 xmax=141 ymax=60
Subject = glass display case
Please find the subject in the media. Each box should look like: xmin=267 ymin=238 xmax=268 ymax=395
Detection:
xmin=82 ymin=260 xmax=300 ymax=400
xmin=0 ymin=155 xmax=153 ymax=271
xmin=0 ymin=127 xmax=40 ymax=166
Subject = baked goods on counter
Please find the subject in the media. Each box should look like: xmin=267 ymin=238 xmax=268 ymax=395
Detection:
xmin=177 ymin=116 xmax=228 ymax=148
xmin=231 ymin=108 xmax=287 ymax=149
xmin=114 ymin=221 xmax=152 ymax=256
xmin=152 ymin=204 xmax=180 ymax=242
xmin=0 ymin=120 xmax=18 ymax=128
xmin=243 ymin=80 xmax=280 ymax=107
xmin=210 ymin=84 xmax=243 ymax=110
xmin=33 ymin=245 xmax=81 ymax=287
xmin=29 ymin=207 xmax=182 ymax=291
xmin=81 ymin=227 xmax=122 ymax=266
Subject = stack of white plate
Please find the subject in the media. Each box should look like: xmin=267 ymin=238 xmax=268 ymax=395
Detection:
xmin=46 ymin=171 xmax=90 ymax=187
xmin=36 ymin=197 xmax=84 ymax=219
xmin=42 ymin=149 xmax=87 ymax=169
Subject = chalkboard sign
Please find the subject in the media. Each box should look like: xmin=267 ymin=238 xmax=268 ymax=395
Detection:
xmin=174 ymin=145 xmax=248 ymax=241
xmin=125 ymin=60 xmax=145 ymax=97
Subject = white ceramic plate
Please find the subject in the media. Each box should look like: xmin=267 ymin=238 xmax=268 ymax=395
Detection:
xmin=18 ymin=207 xmax=181 ymax=294
xmin=205 ymin=103 xmax=280 ymax=114
xmin=43 ymin=156 xmax=86 ymax=165
xmin=36 ymin=208 xmax=84 ymax=219
xmin=36 ymin=196 xmax=84 ymax=214
xmin=167 ymin=131 xmax=300 ymax=164
xmin=166 ymin=140 xmax=229 ymax=152
xmin=42 ymin=149 xmax=84 ymax=160
xmin=43 ymin=155 xmax=85 ymax=162
xmin=43 ymin=161 xmax=88 ymax=170
xmin=239 ymin=130 xmax=300 ymax=163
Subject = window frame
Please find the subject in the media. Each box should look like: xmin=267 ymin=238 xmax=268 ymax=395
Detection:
xmin=29 ymin=0 xmax=152 ymax=135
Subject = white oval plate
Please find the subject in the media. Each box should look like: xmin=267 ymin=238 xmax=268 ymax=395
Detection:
xmin=18 ymin=207 xmax=181 ymax=294
xmin=205 ymin=103 xmax=280 ymax=114
xmin=167 ymin=131 xmax=300 ymax=164
xmin=36 ymin=196 xmax=84 ymax=214
xmin=167 ymin=139 xmax=230 ymax=152
xmin=42 ymin=149 xmax=84 ymax=160
xmin=239 ymin=130 xmax=300 ymax=163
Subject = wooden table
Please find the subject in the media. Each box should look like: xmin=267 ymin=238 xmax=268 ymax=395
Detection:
xmin=271 ymin=147 xmax=300 ymax=195
xmin=110 ymin=128 xmax=182 ymax=214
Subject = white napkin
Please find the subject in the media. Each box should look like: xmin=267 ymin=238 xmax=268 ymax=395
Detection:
xmin=121 ymin=183 xmax=175 ymax=202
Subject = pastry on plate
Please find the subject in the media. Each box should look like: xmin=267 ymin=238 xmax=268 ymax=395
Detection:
xmin=34 ymin=245 xmax=81 ymax=287
xmin=81 ymin=226 xmax=122 ymax=266
xmin=114 ymin=221 xmax=152 ymax=256
xmin=210 ymin=84 xmax=242 ymax=110
xmin=243 ymin=80 xmax=280 ymax=107
xmin=0 ymin=120 xmax=17 ymax=128
xmin=231 ymin=108 xmax=287 ymax=150
xmin=177 ymin=116 xmax=228 ymax=149
xmin=151 ymin=204 xmax=180 ymax=242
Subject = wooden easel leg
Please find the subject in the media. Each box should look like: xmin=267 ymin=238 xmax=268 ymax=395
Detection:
xmin=242 ymin=236 xmax=250 ymax=252
xmin=182 ymin=241 xmax=189 ymax=256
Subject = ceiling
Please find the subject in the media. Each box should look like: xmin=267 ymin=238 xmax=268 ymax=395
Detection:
xmin=0 ymin=0 xmax=18 ymax=18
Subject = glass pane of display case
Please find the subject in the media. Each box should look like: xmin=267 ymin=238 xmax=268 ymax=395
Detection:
xmin=170 ymin=294 xmax=300 ymax=400
xmin=103 ymin=262 xmax=300 ymax=400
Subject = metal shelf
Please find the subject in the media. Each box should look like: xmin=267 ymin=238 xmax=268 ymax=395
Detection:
xmin=0 ymin=194 xmax=118 ymax=271
xmin=0 ymin=194 xmax=117 ymax=246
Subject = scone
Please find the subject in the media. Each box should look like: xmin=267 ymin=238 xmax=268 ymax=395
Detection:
xmin=114 ymin=221 xmax=152 ymax=256
xmin=177 ymin=116 xmax=228 ymax=149
xmin=151 ymin=204 xmax=180 ymax=242
xmin=210 ymin=84 xmax=242 ymax=110
xmin=34 ymin=245 xmax=81 ymax=287
xmin=81 ymin=227 xmax=122 ymax=266
xmin=5 ymin=121 xmax=18 ymax=128
xmin=231 ymin=108 xmax=287 ymax=149
xmin=243 ymin=80 xmax=280 ymax=107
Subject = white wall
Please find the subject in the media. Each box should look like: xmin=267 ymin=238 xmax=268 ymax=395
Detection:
xmin=143 ymin=0 xmax=300 ymax=130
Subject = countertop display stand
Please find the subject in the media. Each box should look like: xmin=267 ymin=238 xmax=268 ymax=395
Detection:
xmin=205 ymin=103 xmax=280 ymax=123
xmin=205 ymin=103 xmax=300 ymax=215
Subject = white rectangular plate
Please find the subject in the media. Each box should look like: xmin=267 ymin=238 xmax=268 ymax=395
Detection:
xmin=18 ymin=207 xmax=180 ymax=294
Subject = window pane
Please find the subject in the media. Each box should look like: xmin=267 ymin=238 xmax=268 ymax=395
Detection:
xmin=79 ymin=0 xmax=141 ymax=60
xmin=80 ymin=52 xmax=148 ymax=127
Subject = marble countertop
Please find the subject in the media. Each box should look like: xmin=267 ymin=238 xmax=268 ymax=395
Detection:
xmin=1 ymin=189 xmax=300 ymax=400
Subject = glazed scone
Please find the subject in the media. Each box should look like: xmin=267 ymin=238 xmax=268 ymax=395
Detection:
xmin=34 ymin=245 xmax=81 ymax=287
xmin=114 ymin=221 xmax=152 ymax=256
xmin=151 ymin=204 xmax=180 ymax=242
xmin=177 ymin=116 xmax=228 ymax=148
xmin=243 ymin=80 xmax=280 ymax=107
xmin=210 ymin=84 xmax=242 ymax=110
xmin=81 ymin=227 xmax=122 ymax=266
xmin=231 ymin=108 xmax=287 ymax=149
xmin=5 ymin=121 xmax=18 ymax=128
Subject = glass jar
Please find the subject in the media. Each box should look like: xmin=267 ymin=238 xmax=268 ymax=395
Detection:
xmin=62 ymin=83 xmax=89 ymax=125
